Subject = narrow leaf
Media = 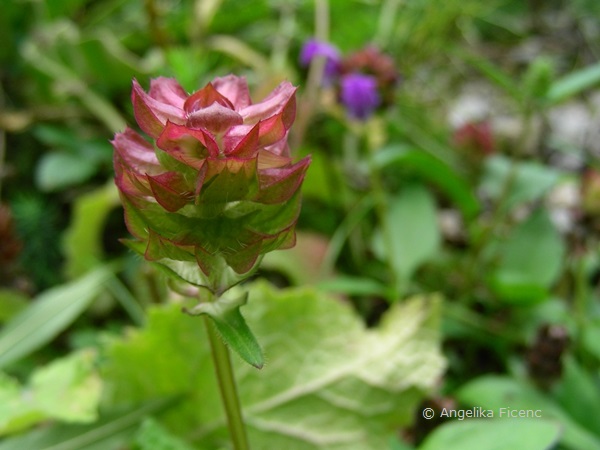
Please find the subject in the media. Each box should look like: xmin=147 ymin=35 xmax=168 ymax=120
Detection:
xmin=460 ymin=53 xmax=523 ymax=101
xmin=0 ymin=267 xmax=112 ymax=369
xmin=547 ymin=61 xmax=600 ymax=104
xmin=185 ymin=293 xmax=264 ymax=368
xmin=373 ymin=145 xmax=479 ymax=218
xmin=0 ymin=398 xmax=177 ymax=450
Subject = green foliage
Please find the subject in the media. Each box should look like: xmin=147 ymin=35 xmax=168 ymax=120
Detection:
xmin=373 ymin=184 xmax=441 ymax=284
xmin=0 ymin=290 xmax=28 ymax=324
xmin=62 ymin=182 xmax=120 ymax=278
xmin=481 ymin=155 xmax=563 ymax=211
xmin=102 ymin=282 xmax=444 ymax=449
xmin=32 ymin=125 xmax=113 ymax=193
xmin=457 ymin=376 xmax=600 ymax=450
xmin=134 ymin=418 xmax=195 ymax=450
xmin=11 ymin=195 xmax=64 ymax=289
xmin=547 ymin=60 xmax=600 ymax=105
xmin=374 ymin=145 xmax=480 ymax=219
xmin=0 ymin=267 xmax=112 ymax=370
xmin=419 ymin=419 xmax=561 ymax=450
xmin=489 ymin=209 xmax=565 ymax=304
xmin=0 ymin=350 xmax=101 ymax=435
xmin=553 ymin=356 xmax=600 ymax=437
xmin=0 ymin=398 xmax=177 ymax=450
xmin=4 ymin=0 xmax=600 ymax=448
xmin=187 ymin=292 xmax=265 ymax=369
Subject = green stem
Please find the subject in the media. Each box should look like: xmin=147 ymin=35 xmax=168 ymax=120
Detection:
xmin=374 ymin=0 xmax=402 ymax=49
xmin=0 ymin=79 xmax=6 ymax=199
xmin=203 ymin=310 xmax=250 ymax=450
xmin=362 ymin=128 xmax=401 ymax=300
xmin=289 ymin=0 xmax=329 ymax=150
xmin=144 ymin=0 xmax=169 ymax=50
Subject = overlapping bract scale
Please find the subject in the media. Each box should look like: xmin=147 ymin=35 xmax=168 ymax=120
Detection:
xmin=113 ymin=75 xmax=310 ymax=288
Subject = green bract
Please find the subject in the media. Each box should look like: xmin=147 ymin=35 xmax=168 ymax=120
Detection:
xmin=113 ymin=76 xmax=310 ymax=293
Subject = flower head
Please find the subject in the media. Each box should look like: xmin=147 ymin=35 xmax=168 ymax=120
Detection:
xmin=339 ymin=73 xmax=381 ymax=121
xmin=113 ymin=76 xmax=310 ymax=292
xmin=340 ymin=46 xmax=399 ymax=92
xmin=299 ymin=39 xmax=341 ymax=84
xmin=453 ymin=121 xmax=495 ymax=156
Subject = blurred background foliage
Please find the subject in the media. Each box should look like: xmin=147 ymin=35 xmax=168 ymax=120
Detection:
xmin=1 ymin=0 xmax=600 ymax=449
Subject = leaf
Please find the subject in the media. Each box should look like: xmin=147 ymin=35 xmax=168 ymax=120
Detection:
xmin=582 ymin=323 xmax=600 ymax=362
xmin=521 ymin=56 xmax=555 ymax=102
xmin=373 ymin=145 xmax=480 ymax=219
xmin=547 ymin=61 xmax=600 ymax=104
xmin=0 ymin=398 xmax=176 ymax=450
xmin=0 ymin=289 xmax=28 ymax=324
xmin=374 ymin=184 xmax=441 ymax=282
xmin=481 ymin=155 xmax=562 ymax=210
xmin=134 ymin=418 xmax=195 ymax=450
xmin=391 ymin=436 xmax=415 ymax=450
xmin=419 ymin=419 xmax=561 ymax=450
xmin=460 ymin=53 xmax=523 ymax=102
xmin=0 ymin=350 xmax=101 ymax=435
xmin=165 ymin=48 xmax=211 ymax=93
xmin=35 ymin=152 xmax=97 ymax=192
xmin=297 ymin=151 xmax=332 ymax=203
xmin=261 ymin=232 xmax=330 ymax=285
xmin=185 ymin=292 xmax=265 ymax=368
xmin=317 ymin=275 xmax=391 ymax=298
xmin=102 ymin=282 xmax=445 ymax=449
xmin=553 ymin=356 xmax=600 ymax=437
xmin=489 ymin=209 xmax=565 ymax=304
xmin=457 ymin=375 xmax=600 ymax=450
xmin=21 ymin=39 xmax=127 ymax=133
xmin=63 ymin=182 xmax=120 ymax=278
xmin=0 ymin=267 xmax=112 ymax=369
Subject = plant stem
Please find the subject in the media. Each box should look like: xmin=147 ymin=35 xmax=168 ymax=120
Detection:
xmin=362 ymin=125 xmax=401 ymax=301
xmin=289 ymin=0 xmax=329 ymax=150
xmin=203 ymin=312 xmax=250 ymax=450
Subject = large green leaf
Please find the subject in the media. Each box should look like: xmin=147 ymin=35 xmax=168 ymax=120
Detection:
xmin=373 ymin=184 xmax=441 ymax=283
xmin=419 ymin=419 xmax=561 ymax=450
xmin=457 ymin=375 xmax=600 ymax=450
xmin=553 ymin=356 xmax=600 ymax=438
xmin=489 ymin=209 xmax=565 ymax=304
xmin=102 ymin=282 xmax=445 ymax=449
xmin=0 ymin=350 xmax=101 ymax=435
xmin=0 ymin=267 xmax=112 ymax=369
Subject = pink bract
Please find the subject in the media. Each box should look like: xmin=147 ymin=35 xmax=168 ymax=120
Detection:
xmin=113 ymin=76 xmax=310 ymax=287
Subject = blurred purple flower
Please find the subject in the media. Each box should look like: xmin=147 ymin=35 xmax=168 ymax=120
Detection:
xmin=340 ymin=73 xmax=380 ymax=120
xmin=299 ymin=39 xmax=341 ymax=84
